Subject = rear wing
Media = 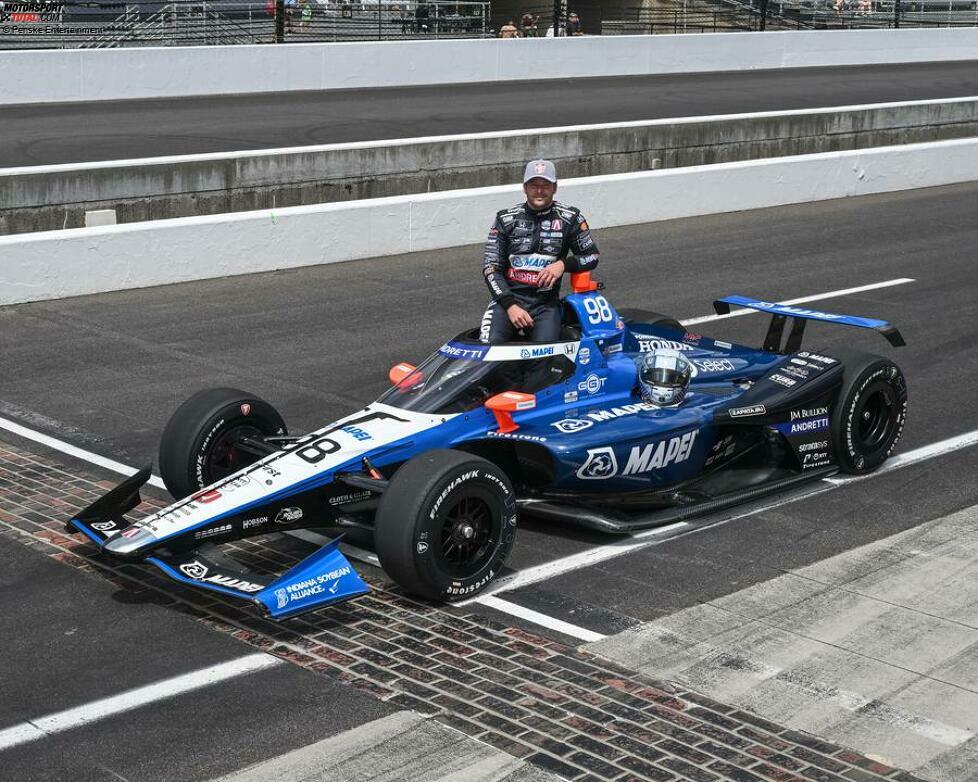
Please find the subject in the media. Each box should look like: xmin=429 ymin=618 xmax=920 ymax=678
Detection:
xmin=713 ymin=295 xmax=905 ymax=352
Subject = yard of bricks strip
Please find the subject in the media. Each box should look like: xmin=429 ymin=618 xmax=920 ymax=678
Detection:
xmin=0 ymin=437 xmax=927 ymax=782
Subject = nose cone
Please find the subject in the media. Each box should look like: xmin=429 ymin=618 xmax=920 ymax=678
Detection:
xmin=103 ymin=525 xmax=156 ymax=556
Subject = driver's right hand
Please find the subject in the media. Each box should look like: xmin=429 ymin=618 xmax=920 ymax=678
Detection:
xmin=507 ymin=304 xmax=534 ymax=330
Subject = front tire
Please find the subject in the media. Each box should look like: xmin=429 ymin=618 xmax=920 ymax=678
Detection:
xmin=830 ymin=351 xmax=907 ymax=475
xmin=158 ymin=388 xmax=287 ymax=499
xmin=373 ymin=449 xmax=517 ymax=601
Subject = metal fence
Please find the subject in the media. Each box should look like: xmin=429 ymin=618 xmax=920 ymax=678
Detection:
xmin=0 ymin=0 xmax=492 ymax=48
xmin=1 ymin=0 xmax=975 ymax=47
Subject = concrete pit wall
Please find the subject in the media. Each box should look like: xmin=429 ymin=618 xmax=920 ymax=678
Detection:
xmin=3 ymin=28 xmax=978 ymax=106
xmin=3 ymin=97 xmax=978 ymax=235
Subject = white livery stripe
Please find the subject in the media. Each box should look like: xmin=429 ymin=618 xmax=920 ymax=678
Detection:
xmin=0 ymin=653 xmax=281 ymax=752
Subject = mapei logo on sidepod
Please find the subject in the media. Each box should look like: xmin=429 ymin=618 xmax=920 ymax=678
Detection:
xmin=577 ymin=447 xmax=618 ymax=480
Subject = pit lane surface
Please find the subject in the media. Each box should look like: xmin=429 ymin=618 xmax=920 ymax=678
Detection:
xmin=2 ymin=182 xmax=978 ymax=779
xmin=3 ymin=60 xmax=978 ymax=166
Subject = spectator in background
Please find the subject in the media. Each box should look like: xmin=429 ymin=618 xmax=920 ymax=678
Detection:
xmin=565 ymin=10 xmax=583 ymax=34
xmin=498 ymin=18 xmax=520 ymax=37
xmin=415 ymin=1 xmax=429 ymax=32
xmin=300 ymin=0 xmax=312 ymax=30
xmin=520 ymin=11 xmax=538 ymax=35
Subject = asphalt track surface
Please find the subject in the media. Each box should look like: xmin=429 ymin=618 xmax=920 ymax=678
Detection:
xmin=2 ymin=182 xmax=978 ymax=779
xmin=3 ymin=60 xmax=978 ymax=166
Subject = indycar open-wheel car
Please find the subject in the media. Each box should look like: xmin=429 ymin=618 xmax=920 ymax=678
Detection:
xmin=67 ymin=273 xmax=907 ymax=618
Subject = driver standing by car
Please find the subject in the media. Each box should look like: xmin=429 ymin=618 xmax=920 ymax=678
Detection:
xmin=480 ymin=159 xmax=600 ymax=344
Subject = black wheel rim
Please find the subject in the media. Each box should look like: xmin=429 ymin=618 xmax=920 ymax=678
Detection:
xmin=439 ymin=495 xmax=495 ymax=577
xmin=855 ymin=388 xmax=896 ymax=453
xmin=206 ymin=423 xmax=264 ymax=482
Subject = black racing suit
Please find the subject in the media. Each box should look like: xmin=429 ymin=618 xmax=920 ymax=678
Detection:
xmin=481 ymin=201 xmax=599 ymax=344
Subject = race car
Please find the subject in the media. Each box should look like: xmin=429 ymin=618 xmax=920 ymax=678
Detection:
xmin=67 ymin=273 xmax=907 ymax=619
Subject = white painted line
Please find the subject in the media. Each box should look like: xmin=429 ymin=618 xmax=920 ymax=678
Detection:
xmin=463 ymin=521 xmax=690 ymax=605
xmin=472 ymin=428 xmax=978 ymax=602
xmin=0 ymin=414 xmax=167 ymax=490
xmin=680 ymin=278 xmax=915 ymax=326
xmin=5 ymin=96 xmax=975 ymax=175
xmin=474 ymin=594 xmax=607 ymax=642
xmin=0 ymin=653 xmax=280 ymax=752
xmin=825 ymin=426 xmax=978 ymax=484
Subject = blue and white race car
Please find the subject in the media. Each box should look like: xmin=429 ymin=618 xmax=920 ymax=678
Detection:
xmin=67 ymin=273 xmax=907 ymax=619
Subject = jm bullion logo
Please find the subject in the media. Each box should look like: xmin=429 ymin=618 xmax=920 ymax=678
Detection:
xmin=179 ymin=561 xmax=208 ymax=580
xmin=577 ymin=447 xmax=618 ymax=480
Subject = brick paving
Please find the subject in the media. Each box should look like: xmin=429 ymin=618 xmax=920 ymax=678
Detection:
xmin=0 ymin=438 xmax=926 ymax=782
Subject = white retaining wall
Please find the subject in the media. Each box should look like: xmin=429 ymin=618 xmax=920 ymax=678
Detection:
xmin=2 ymin=28 xmax=978 ymax=106
xmin=1 ymin=138 xmax=976 ymax=306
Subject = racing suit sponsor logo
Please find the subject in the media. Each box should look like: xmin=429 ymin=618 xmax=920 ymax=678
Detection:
xmin=729 ymin=404 xmax=766 ymax=418
xmin=638 ymin=338 xmax=694 ymax=353
xmin=430 ymin=470 xmax=480 ymax=519
xmin=798 ymin=351 xmax=836 ymax=365
xmin=552 ymin=418 xmax=592 ymax=434
xmin=770 ymin=374 xmax=796 ymax=388
xmin=790 ymin=406 xmax=829 ymax=421
xmin=775 ymin=417 xmax=830 ymax=436
xmin=275 ymin=507 xmax=303 ymax=524
xmin=578 ymin=373 xmax=606 ymax=395
xmin=577 ymin=447 xmax=618 ymax=480
xmin=622 ymin=432 xmax=698 ymax=476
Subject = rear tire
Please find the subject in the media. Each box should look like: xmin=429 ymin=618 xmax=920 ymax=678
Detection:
xmin=158 ymin=388 xmax=287 ymax=499
xmin=373 ymin=449 xmax=517 ymax=601
xmin=829 ymin=351 xmax=907 ymax=475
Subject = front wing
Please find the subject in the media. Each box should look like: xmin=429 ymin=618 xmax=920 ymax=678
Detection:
xmin=66 ymin=469 xmax=369 ymax=620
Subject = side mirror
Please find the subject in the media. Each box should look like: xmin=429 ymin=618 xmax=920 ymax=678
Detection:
xmin=570 ymin=272 xmax=600 ymax=293
xmin=389 ymin=362 xmax=418 ymax=388
xmin=485 ymin=391 xmax=536 ymax=434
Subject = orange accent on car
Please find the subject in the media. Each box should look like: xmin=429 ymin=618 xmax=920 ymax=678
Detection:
xmin=570 ymin=272 xmax=599 ymax=293
xmin=485 ymin=391 xmax=536 ymax=434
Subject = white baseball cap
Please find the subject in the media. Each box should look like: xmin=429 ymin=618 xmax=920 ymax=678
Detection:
xmin=523 ymin=159 xmax=557 ymax=184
